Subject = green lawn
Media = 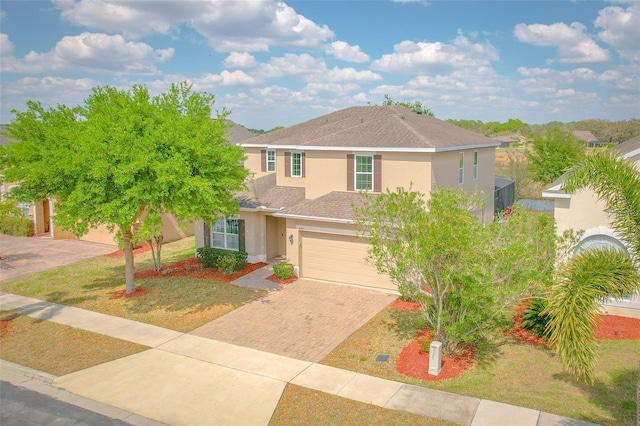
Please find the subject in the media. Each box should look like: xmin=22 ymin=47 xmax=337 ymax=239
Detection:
xmin=0 ymin=238 xmax=266 ymax=332
xmin=322 ymin=306 xmax=640 ymax=426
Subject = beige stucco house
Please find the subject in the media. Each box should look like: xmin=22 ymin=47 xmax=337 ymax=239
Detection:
xmin=195 ymin=106 xmax=499 ymax=292
xmin=542 ymin=135 xmax=640 ymax=318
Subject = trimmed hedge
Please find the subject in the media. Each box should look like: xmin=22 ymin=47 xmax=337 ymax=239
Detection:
xmin=196 ymin=247 xmax=248 ymax=271
xmin=273 ymin=262 xmax=294 ymax=279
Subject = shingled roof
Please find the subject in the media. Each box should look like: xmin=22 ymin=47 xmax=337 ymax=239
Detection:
xmin=276 ymin=191 xmax=374 ymax=222
xmin=225 ymin=120 xmax=256 ymax=145
xmin=236 ymin=174 xmax=306 ymax=210
xmin=242 ymin=106 xmax=497 ymax=151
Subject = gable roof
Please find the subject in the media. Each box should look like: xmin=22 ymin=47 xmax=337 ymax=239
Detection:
xmin=225 ymin=120 xmax=256 ymax=145
xmin=572 ymin=130 xmax=598 ymax=143
xmin=543 ymin=135 xmax=640 ymax=198
xmin=242 ymin=106 xmax=498 ymax=152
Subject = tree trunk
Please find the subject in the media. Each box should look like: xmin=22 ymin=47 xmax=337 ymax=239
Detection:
xmin=122 ymin=229 xmax=136 ymax=294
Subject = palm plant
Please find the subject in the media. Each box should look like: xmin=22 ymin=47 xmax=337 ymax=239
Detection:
xmin=546 ymin=151 xmax=640 ymax=384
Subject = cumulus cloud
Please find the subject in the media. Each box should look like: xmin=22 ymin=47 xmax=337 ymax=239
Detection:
xmin=1 ymin=33 xmax=173 ymax=74
xmin=223 ymin=52 xmax=258 ymax=69
xmin=514 ymin=22 xmax=611 ymax=64
xmin=255 ymin=53 xmax=326 ymax=79
xmin=1 ymin=33 xmax=14 ymax=57
xmin=326 ymin=41 xmax=370 ymax=63
xmin=595 ymin=2 xmax=640 ymax=62
xmin=371 ymin=33 xmax=499 ymax=74
xmin=323 ymin=67 xmax=381 ymax=83
xmin=54 ymin=0 xmax=334 ymax=52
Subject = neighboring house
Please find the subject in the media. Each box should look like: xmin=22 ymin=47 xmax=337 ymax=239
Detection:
xmin=195 ymin=106 xmax=499 ymax=292
xmin=542 ymin=135 xmax=640 ymax=318
xmin=1 ymin=121 xmax=255 ymax=245
xmin=572 ymin=130 xmax=603 ymax=148
xmin=491 ymin=134 xmax=525 ymax=148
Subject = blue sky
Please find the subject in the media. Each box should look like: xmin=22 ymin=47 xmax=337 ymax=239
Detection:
xmin=1 ymin=1 xmax=638 ymax=130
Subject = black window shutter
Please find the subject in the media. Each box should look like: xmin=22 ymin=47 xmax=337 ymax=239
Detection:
xmin=301 ymin=152 xmax=306 ymax=178
xmin=374 ymin=155 xmax=382 ymax=192
xmin=261 ymin=150 xmax=266 ymax=172
xmin=238 ymin=219 xmax=245 ymax=252
xmin=203 ymin=224 xmax=211 ymax=247
xmin=285 ymin=152 xmax=291 ymax=177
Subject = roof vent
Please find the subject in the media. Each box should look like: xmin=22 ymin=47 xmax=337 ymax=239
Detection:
xmin=401 ymin=115 xmax=405 ymax=120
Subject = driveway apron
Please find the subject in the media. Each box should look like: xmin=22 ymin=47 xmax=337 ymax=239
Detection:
xmin=190 ymin=279 xmax=397 ymax=362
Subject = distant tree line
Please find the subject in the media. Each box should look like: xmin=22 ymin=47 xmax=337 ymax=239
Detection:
xmin=447 ymin=118 xmax=640 ymax=144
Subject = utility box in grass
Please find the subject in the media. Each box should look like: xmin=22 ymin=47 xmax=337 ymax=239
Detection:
xmin=428 ymin=341 xmax=442 ymax=376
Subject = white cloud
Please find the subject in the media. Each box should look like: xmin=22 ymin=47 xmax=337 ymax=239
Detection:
xmin=54 ymin=0 xmax=334 ymax=52
xmin=223 ymin=52 xmax=258 ymax=69
xmin=255 ymin=53 xmax=326 ymax=79
xmin=1 ymin=33 xmax=173 ymax=74
xmin=371 ymin=33 xmax=499 ymax=73
xmin=304 ymin=82 xmax=360 ymax=95
xmin=514 ymin=22 xmax=611 ymax=64
xmin=323 ymin=67 xmax=381 ymax=83
xmin=595 ymin=2 xmax=640 ymax=62
xmin=1 ymin=33 xmax=14 ymax=57
xmin=326 ymin=41 xmax=370 ymax=63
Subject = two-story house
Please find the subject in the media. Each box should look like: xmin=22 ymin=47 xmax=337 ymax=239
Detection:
xmin=543 ymin=135 xmax=640 ymax=318
xmin=195 ymin=106 xmax=499 ymax=292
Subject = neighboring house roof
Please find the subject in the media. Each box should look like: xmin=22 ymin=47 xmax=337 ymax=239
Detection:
xmin=543 ymin=135 xmax=640 ymax=199
xmin=225 ymin=120 xmax=256 ymax=145
xmin=572 ymin=130 xmax=598 ymax=143
xmin=276 ymin=191 xmax=375 ymax=222
xmin=237 ymin=173 xmax=306 ymax=210
xmin=242 ymin=106 xmax=498 ymax=152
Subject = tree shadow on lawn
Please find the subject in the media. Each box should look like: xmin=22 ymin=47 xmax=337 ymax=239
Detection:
xmin=552 ymin=368 xmax=638 ymax=425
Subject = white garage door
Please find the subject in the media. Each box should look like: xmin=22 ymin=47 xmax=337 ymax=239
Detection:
xmin=300 ymin=232 xmax=394 ymax=291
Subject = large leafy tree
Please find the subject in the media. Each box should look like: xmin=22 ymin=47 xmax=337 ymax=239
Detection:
xmin=526 ymin=128 xmax=586 ymax=183
xmin=1 ymin=82 xmax=249 ymax=293
xmin=354 ymin=187 xmax=555 ymax=354
xmin=545 ymin=151 xmax=640 ymax=383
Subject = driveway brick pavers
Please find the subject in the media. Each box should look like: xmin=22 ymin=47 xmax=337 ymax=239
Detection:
xmin=190 ymin=279 xmax=397 ymax=362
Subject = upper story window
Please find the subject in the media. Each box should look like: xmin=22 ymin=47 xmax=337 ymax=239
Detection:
xmin=355 ymin=155 xmax=373 ymax=191
xmin=291 ymin=152 xmax=303 ymax=177
xmin=267 ymin=150 xmax=276 ymax=172
xmin=458 ymin=152 xmax=464 ymax=185
xmin=473 ymin=150 xmax=479 ymax=180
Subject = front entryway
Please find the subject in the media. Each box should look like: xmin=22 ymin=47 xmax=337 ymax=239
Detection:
xmin=190 ymin=279 xmax=396 ymax=362
xmin=266 ymin=216 xmax=287 ymax=261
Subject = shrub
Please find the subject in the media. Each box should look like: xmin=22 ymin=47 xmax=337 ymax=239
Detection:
xmin=218 ymin=255 xmax=237 ymax=275
xmin=0 ymin=199 xmax=34 ymax=237
xmin=273 ymin=263 xmax=294 ymax=279
xmin=196 ymin=247 xmax=248 ymax=271
xmin=520 ymin=298 xmax=551 ymax=338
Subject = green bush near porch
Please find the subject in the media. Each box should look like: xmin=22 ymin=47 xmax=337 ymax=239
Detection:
xmin=273 ymin=263 xmax=294 ymax=279
xmin=196 ymin=247 xmax=248 ymax=271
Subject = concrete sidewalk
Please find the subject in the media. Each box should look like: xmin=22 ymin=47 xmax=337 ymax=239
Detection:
xmin=0 ymin=292 xmax=597 ymax=426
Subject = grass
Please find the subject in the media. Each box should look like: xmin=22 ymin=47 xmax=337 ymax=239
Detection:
xmin=0 ymin=310 xmax=148 ymax=376
xmin=269 ymin=384 xmax=455 ymax=426
xmin=322 ymin=306 xmax=640 ymax=426
xmin=0 ymin=237 xmax=267 ymax=332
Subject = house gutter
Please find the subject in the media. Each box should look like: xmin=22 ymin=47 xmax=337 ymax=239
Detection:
xmin=272 ymin=212 xmax=355 ymax=224
xmin=240 ymin=143 xmax=500 ymax=153
xmin=240 ymin=206 xmax=284 ymax=213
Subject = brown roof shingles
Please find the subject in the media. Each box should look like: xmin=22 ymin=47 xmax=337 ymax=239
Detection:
xmin=278 ymin=191 xmax=375 ymax=221
xmin=243 ymin=106 xmax=495 ymax=150
xmin=237 ymin=173 xmax=306 ymax=210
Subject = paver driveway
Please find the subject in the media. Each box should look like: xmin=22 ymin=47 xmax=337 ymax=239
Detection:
xmin=191 ymin=279 xmax=397 ymax=362
xmin=0 ymin=235 xmax=115 ymax=282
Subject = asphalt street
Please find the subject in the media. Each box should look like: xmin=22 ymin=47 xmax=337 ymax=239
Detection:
xmin=0 ymin=381 xmax=129 ymax=426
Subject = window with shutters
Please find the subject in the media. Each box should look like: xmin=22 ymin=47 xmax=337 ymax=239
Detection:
xmin=291 ymin=152 xmax=303 ymax=177
xmin=267 ymin=150 xmax=276 ymax=172
xmin=355 ymin=155 xmax=373 ymax=191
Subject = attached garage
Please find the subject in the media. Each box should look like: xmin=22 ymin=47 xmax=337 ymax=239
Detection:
xmin=300 ymin=231 xmax=395 ymax=291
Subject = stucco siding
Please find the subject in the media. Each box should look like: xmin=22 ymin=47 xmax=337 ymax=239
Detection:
xmin=553 ymin=190 xmax=612 ymax=236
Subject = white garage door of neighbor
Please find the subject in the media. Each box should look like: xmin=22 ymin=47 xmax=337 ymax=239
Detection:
xmin=300 ymin=232 xmax=394 ymax=291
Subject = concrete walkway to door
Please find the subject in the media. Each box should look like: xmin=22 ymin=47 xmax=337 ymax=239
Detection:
xmin=191 ymin=278 xmax=397 ymax=362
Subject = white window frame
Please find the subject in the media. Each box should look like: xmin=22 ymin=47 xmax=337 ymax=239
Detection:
xmin=473 ymin=150 xmax=479 ymax=180
xmin=266 ymin=149 xmax=276 ymax=172
xmin=458 ymin=152 xmax=464 ymax=185
xmin=354 ymin=154 xmax=374 ymax=191
xmin=291 ymin=152 xmax=303 ymax=178
xmin=211 ymin=218 xmax=240 ymax=251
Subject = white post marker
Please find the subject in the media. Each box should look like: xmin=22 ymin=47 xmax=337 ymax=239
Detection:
xmin=428 ymin=341 xmax=442 ymax=376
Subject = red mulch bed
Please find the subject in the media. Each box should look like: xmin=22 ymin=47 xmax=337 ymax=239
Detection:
xmin=508 ymin=300 xmax=551 ymax=347
xmin=133 ymin=257 xmax=267 ymax=283
xmin=106 ymin=245 xmax=152 ymax=258
xmin=396 ymin=329 xmax=476 ymax=381
xmin=266 ymin=274 xmax=298 ymax=284
xmin=391 ymin=299 xmax=421 ymax=311
xmin=109 ymin=287 xmax=151 ymax=299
